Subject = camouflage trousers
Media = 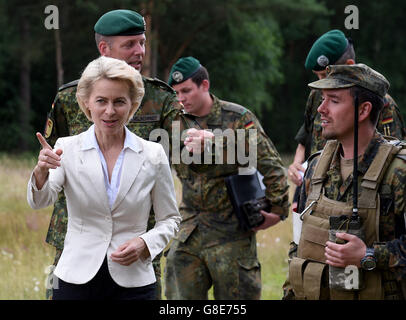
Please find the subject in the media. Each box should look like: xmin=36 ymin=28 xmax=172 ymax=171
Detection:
xmin=164 ymin=227 xmax=261 ymax=300
xmin=45 ymin=248 xmax=163 ymax=300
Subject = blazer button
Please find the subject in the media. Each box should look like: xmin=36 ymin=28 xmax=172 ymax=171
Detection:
xmin=105 ymin=216 xmax=111 ymax=222
xmin=104 ymin=235 xmax=110 ymax=242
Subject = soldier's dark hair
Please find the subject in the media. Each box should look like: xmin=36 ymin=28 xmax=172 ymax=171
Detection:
xmin=95 ymin=33 xmax=113 ymax=49
xmin=350 ymin=86 xmax=384 ymax=126
xmin=335 ymin=38 xmax=356 ymax=64
xmin=190 ymin=66 xmax=210 ymax=87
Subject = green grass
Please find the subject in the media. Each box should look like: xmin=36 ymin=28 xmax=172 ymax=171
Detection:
xmin=0 ymin=152 xmax=295 ymax=300
xmin=257 ymin=153 xmax=294 ymax=300
xmin=0 ymin=153 xmax=54 ymax=299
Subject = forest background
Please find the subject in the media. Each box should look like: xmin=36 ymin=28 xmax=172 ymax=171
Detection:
xmin=1 ymin=0 xmax=404 ymax=153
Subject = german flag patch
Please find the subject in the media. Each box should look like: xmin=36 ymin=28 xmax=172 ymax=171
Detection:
xmin=381 ymin=117 xmax=393 ymax=125
xmin=244 ymin=120 xmax=254 ymax=129
xmin=44 ymin=118 xmax=53 ymax=139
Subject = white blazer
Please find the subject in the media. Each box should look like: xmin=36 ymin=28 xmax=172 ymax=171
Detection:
xmin=27 ymin=127 xmax=181 ymax=287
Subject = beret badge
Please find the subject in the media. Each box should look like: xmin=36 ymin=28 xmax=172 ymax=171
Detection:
xmin=172 ymin=71 xmax=184 ymax=83
xmin=317 ymin=55 xmax=329 ymax=68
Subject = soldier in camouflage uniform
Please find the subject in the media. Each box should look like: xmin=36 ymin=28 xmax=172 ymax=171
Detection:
xmin=164 ymin=57 xmax=290 ymax=300
xmin=289 ymin=30 xmax=406 ymax=195
xmin=43 ymin=9 xmax=184 ymax=299
xmin=284 ymin=64 xmax=406 ymax=300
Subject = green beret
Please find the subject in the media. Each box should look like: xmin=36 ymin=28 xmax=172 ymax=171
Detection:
xmin=308 ymin=64 xmax=389 ymax=98
xmin=94 ymin=9 xmax=146 ymax=36
xmin=305 ymin=30 xmax=349 ymax=71
xmin=168 ymin=57 xmax=201 ymax=86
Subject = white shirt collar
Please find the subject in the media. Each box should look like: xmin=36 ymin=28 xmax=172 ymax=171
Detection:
xmin=81 ymin=124 xmax=140 ymax=152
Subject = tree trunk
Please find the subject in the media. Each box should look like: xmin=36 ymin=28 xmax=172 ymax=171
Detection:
xmin=140 ymin=0 xmax=153 ymax=78
xmin=150 ymin=22 xmax=159 ymax=78
xmin=54 ymin=28 xmax=64 ymax=87
xmin=19 ymin=15 xmax=31 ymax=151
xmin=143 ymin=12 xmax=152 ymax=78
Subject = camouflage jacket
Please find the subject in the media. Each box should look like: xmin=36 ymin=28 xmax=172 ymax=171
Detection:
xmin=173 ymin=95 xmax=290 ymax=248
xmin=295 ymin=89 xmax=406 ymax=160
xmin=297 ymin=133 xmax=406 ymax=297
xmin=44 ymin=76 xmax=183 ymax=249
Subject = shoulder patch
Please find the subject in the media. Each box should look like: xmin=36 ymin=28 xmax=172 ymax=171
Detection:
xmin=144 ymin=76 xmax=175 ymax=94
xmin=381 ymin=117 xmax=394 ymax=125
xmin=221 ymin=101 xmax=247 ymax=115
xmin=58 ymin=79 xmax=79 ymax=92
xmin=244 ymin=120 xmax=255 ymax=129
xmin=44 ymin=118 xmax=53 ymax=139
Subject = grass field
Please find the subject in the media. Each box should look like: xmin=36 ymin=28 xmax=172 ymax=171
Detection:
xmin=0 ymin=152 xmax=294 ymax=300
xmin=0 ymin=154 xmax=54 ymax=299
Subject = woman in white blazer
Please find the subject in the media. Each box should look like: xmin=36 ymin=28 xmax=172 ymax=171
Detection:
xmin=27 ymin=56 xmax=181 ymax=300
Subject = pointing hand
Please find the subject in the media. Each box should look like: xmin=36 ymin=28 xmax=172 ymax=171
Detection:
xmin=33 ymin=132 xmax=63 ymax=189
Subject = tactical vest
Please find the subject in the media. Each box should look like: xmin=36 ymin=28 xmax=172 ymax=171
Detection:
xmin=290 ymin=139 xmax=406 ymax=300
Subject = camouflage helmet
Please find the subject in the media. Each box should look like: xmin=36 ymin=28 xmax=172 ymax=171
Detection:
xmin=308 ymin=63 xmax=389 ymax=98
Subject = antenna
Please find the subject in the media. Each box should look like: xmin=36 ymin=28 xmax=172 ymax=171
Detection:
xmin=352 ymin=94 xmax=359 ymax=218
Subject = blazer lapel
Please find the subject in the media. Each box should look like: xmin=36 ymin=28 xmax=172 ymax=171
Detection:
xmin=78 ymin=146 xmax=110 ymax=212
xmin=112 ymin=141 xmax=145 ymax=212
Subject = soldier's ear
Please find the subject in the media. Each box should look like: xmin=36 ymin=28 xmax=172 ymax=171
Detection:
xmin=98 ymin=40 xmax=110 ymax=56
xmin=201 ymin=79 xmax=210 ymax=92
xmin=359 ymin=101 xmax=372 ymax=122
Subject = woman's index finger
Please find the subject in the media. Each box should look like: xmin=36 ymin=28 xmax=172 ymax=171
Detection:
xmin=36 ymin=132 xmax=52 ymax=150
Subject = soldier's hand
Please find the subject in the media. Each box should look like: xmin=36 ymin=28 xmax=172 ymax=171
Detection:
xmin=325 ymin=233 xmax=366 ymax=268
xmin=33 ymin=132 xmax=63 ymax=189
xmin=252 ymin=210 xmax=281 ymax=232
xmin=184 ymin=128 xmax=214 ymax=154
xmin=288 ymin=162 xmax=305 ymax=186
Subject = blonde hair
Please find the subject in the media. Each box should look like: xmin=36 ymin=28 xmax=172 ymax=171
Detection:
xmin=76 ymin=56 xmax=144 ymax=123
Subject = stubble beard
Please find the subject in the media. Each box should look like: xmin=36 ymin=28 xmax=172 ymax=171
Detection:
xmin=322 ymin=129 xmax=337 ymax=141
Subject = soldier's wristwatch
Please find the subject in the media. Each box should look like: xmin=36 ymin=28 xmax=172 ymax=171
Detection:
xmin=361 ymin=247 xmax=377 ymax=271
